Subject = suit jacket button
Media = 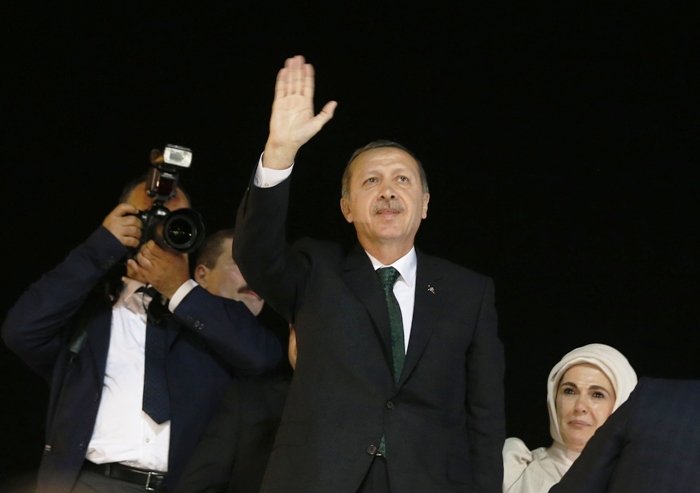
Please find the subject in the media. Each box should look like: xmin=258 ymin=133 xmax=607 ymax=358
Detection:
xmin=386 ymin=400 xmax=394 ymax=409
xmin=367 ymin=444 xmax=378 ymax=455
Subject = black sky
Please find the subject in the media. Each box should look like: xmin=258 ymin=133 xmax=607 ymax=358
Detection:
xmin=3 ymin=1 xmax=699 ymax=483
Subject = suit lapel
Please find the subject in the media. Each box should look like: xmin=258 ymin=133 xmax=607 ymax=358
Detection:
xmin=85 ymin=307 xmax=113 ymax=390
xmin=342 ymin=245 xmax=394 ymax=371
xmin=399 ymin=252 xmax=442 ymax=386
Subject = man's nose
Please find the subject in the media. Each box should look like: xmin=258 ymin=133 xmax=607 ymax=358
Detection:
xmin=379 ymin=184 xmax=396 ymax=199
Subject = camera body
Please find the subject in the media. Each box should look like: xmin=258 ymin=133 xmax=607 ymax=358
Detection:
xmin=136 ymin=144 xmax=205 ymax=253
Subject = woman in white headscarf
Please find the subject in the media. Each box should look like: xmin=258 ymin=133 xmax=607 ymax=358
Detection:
xmin=502 ymin=343 xmax=638 ymax=493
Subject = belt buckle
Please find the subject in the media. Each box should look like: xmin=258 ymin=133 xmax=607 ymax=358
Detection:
xmin=145 ymin=471 xmax=156 ymax=491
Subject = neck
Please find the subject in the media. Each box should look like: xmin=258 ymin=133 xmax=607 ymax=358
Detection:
xmin=360 ymin=239 xmax=414 ymax=266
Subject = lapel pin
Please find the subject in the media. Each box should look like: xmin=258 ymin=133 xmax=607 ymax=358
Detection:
xmin=427 ymin=284 xmax=436 ymax=295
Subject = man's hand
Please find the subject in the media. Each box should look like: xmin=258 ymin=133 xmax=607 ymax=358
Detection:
xmin=102 ymin=203 xmax=143 ymax=249
xmin=128 ymin=240 xmax=190 ymax=299
xmin=262 ymin=54 xmax=338 ymax=169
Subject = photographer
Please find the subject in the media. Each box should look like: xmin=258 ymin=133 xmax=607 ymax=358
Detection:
xmin=1 ymin=148 xmax=285 ymax=493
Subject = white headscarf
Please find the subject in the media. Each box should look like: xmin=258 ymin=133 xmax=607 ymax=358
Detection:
xmin=547 ymin=343 xmax=638 ymax=448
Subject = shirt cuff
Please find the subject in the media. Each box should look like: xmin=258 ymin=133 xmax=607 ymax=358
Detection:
xmin=253 ymin=152 xmax=294 ymax=188
xmin=168 ymin=279 xmax=198 ymax=311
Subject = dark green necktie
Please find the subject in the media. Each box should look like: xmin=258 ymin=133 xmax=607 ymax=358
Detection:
xmin=376 ymin=267 xmax=405 ymax=383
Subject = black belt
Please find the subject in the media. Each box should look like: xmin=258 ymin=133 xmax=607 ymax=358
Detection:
xmin=83 ymin=460 xmax=167 ymax=491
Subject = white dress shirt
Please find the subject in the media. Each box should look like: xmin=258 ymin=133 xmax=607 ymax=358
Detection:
xmin=86 ymin=278 xmax=196 ymax=472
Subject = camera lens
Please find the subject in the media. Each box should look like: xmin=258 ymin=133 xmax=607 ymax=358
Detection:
xmin=160 ymin=209 xmax=205 ymax=253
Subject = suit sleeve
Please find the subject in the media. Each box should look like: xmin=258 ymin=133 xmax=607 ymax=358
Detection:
xmin=233 ymin=174 xmax=304 ymax=323
xmin=467 ymin=277 xmax=506 ymax=492
xmin=1 ymin=227 xmax=127 ymax=380
xmin=173 ymin=286 xmax=283 ymax=373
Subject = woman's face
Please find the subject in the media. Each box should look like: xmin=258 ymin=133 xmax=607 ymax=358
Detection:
xmin=556 ymin=363 xmax=616 ymax=452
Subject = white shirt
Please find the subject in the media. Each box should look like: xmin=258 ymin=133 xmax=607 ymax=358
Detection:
xmin=86 ymin=277 xmax=196 ymax=472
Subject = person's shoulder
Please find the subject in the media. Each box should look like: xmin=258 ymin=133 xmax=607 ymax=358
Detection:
xmin=503 ymin=437 xmax=543 ymax=491
xmin=293 ymin=236 xmax=354 ymax=264
xmin=503 ymin=436 xmax=531 ymax=455
xmin=635 ymin=376 xmax=700 ymax=397
xmin=416 ymin=249 xmax=492 ymax=283
xmin=294 ymin=236 xmax=342 ymax=252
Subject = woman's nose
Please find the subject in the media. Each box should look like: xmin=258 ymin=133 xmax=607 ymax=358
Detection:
xmin=573 ymin=397 xmax=589 ymax=413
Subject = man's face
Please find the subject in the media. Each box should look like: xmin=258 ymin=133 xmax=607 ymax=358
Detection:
xmin=195 ymin=238 xmax=264 ymax=316
xmin=340 ymin=147 xmax=429 ymax=253
xmin=124 ymin=182 xmax=191 ymax=281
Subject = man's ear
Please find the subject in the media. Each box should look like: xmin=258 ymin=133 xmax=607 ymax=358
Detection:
xmin=194 ymin=264 xmax=208 ymax=287
xmin=340 ymin=197 xmax=353 ymax=223
xmin=421 ymin=192 xmax=430 ymax=219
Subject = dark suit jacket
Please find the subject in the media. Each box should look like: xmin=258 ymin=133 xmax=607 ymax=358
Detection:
xmin=550 ymin=377 xmax=700 ymax=493
xmin=1 ymin=227 xmax=284 ymax=493
xmin=174 ymin=371 xmax=291 ymax=493
xmin=233 ymin=176 xmax=506 ymax=493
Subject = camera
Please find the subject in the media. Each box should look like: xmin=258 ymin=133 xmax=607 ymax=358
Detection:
xmin=135 ymin=144 xmax=205 ymax=253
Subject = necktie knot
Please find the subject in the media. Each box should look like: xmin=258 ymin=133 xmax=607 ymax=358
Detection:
xmin=136 ymin=285 xmax=159 ymax=299
xmin=377 ymin=266 xmax=400 ymax=292
xmin=136 ymin=285 xmax=170 ymax=325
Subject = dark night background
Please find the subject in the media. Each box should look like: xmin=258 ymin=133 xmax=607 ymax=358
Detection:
xmin=3 ymin=2 xmax=699 ymax=488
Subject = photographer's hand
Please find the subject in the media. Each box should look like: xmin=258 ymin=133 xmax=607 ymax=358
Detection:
xmin=128 ymin=240 xmax=190 ymax=299
xmin=262 ymin=54 xmax=337 ymax=170
xmin=102 ymin=203 xmax=143 ymax=249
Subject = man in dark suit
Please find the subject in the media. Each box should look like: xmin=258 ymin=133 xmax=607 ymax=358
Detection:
xmin=173 ymin=333 xmax=295 ymax=493
xmin=233 ymin=55 xmax=506 ymax=493
xmin=173 ymin=229 xmax=294 ymax=493
xmin=549 ymin=377 xmax=700 ymax=493
xmin=2 ymin=162 xmax=284 ymax=492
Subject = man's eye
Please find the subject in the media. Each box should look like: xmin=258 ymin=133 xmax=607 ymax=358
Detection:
xmin=397 ymin=176 xmax=409 ymax=183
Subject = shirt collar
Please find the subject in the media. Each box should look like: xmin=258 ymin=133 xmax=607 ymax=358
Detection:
xmin=120 ymin=277 xmax=147 ymax=298
xmin=366 ymin=247 xmax=417 ymax=288
xmin=118 ymin=277 xmax=149 ymax=314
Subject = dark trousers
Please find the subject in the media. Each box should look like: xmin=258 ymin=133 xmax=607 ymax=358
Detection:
xmin=357 ymin=456 xmax=390 ymax=493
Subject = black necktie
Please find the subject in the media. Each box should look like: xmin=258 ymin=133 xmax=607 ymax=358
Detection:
xmin=139 ymin=286 xmax=171 ymax=424
xmin=376 ymin=267 xmax=405 ymax=383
